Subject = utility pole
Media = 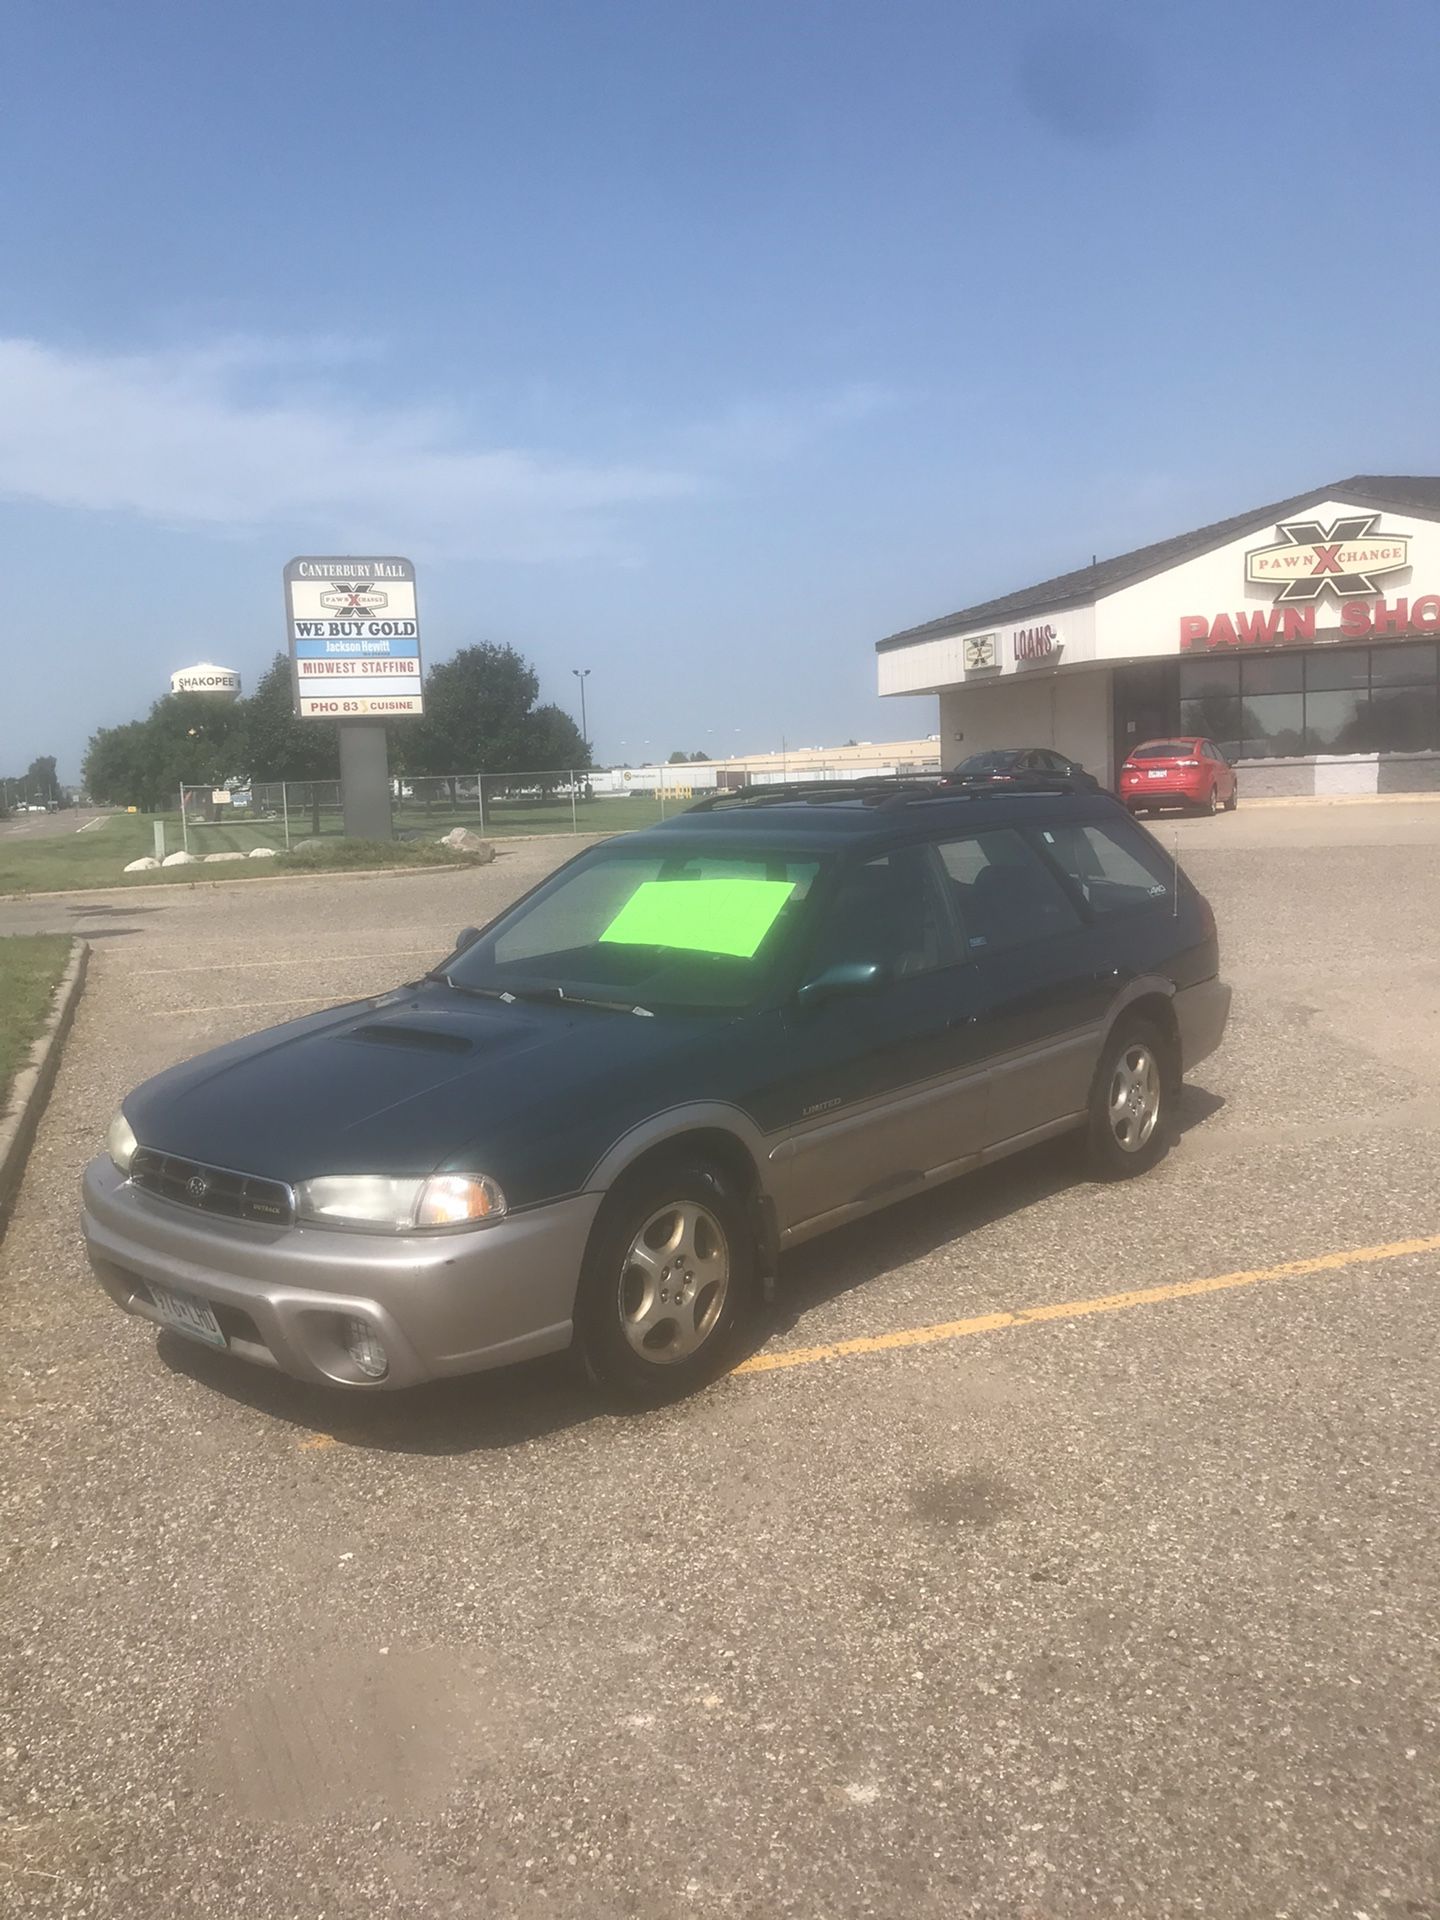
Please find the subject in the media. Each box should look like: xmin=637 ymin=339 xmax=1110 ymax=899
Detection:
xmin=572 ymin=668 xmax=591 ymax=753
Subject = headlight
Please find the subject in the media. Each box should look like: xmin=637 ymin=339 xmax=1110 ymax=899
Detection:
xmin=107 ymin=1110 xmax=138 ymax=1174
xmin=293 ymin=1172 xmax=506 ymax=1232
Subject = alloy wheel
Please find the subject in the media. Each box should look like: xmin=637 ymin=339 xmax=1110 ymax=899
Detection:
xmin=618 ymin=1200 xmax=730 ymax=1364
xmin=1108 ymin=1043 xmax=1161 ymax=1153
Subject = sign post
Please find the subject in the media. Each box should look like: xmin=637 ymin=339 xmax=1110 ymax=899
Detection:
xmin=284 ymin=556 xmax=423 ymax=841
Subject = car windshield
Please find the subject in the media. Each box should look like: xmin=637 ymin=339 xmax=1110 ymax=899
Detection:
xmin=1131 ymin=741 xmax=1195 ymax=759
xmin=954 ymin=751 xmax=1021 ymax=773
xmin=444 ymin=844 xmax=825 ymax=1013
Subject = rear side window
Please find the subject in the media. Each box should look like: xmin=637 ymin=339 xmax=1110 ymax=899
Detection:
xmin=806 ymin=848 xmax=953 ymax=979
xmin=1037 ymin=820 xmax=1173 ymax=915
xmin=933 ymin=828 xmax=1083 ymax=954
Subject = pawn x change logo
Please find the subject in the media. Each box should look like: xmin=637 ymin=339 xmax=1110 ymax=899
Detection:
xmin=319 ymin=581 xmax=390 ymax=615
xmin=1245 ymin=514 xmax=1410 ymax=603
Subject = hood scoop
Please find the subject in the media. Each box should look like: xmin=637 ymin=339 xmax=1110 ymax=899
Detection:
xmin=346 ymin=1022 xmax=475 ymax=1055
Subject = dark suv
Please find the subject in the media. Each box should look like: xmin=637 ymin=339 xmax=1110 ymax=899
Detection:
xmin=83 ymin=781 xmax=1229 ymax=1402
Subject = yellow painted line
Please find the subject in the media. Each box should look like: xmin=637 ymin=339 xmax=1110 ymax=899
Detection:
xmin=735 ymin=1233 xmax=1440 ymax=1377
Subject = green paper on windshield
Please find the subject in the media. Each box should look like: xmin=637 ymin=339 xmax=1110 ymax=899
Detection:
xmin=600 ymin=878 xmax=796 ymax=959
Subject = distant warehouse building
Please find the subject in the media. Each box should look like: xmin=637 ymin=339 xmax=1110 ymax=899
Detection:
xmin=876 ymin=476 xmax=1440 ymax=797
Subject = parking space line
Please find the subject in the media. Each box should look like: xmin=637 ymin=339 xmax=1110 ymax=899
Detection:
xmin=163 ymin=994 xmax=362 ymax=1016
xmin=120 ymin=951 xmax=440 ymax=976
xmin=737 ymin=1233 xmax=1440 ymax=1377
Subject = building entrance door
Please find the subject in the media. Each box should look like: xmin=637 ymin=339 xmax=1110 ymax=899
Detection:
xmin=1112 ymin=661 xmax=1180 ymax=780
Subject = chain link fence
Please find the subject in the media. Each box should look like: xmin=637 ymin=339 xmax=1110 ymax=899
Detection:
xmin=174 ymin=758 xmax=938 ymax=852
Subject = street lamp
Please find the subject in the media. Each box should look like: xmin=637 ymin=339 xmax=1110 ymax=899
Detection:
xmin=572 ymin=669 xmax=591 ymax=756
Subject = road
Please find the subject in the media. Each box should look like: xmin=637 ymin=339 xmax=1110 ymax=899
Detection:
xmin=0 ymin=807 xmax=108 ymax=843
xmin=2 ymin=811 xmax=1438 ymax=1917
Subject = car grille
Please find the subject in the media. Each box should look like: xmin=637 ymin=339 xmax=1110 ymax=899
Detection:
xmin=129 ymin=1148 xmax=295 ymax=1227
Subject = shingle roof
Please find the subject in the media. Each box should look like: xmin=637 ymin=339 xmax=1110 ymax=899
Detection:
xmin=876 ymin=475 xmax=1440 ymax=653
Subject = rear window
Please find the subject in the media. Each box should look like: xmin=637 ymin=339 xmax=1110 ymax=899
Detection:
xmin=954 ymin=751 xmax=1020 ymax=774
xmin=1036 ymin=820 xmax=1174 ymax=915
xmin=1129 ymin=741 xmax=1194 ymax=760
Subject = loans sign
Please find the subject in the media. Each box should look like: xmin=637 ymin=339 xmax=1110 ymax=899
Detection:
xmin=284 ymin=556 xmax=424 ymax=718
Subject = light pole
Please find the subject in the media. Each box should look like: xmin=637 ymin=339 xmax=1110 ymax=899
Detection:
xmin=572 ymin=669 xmax=591 ymax=758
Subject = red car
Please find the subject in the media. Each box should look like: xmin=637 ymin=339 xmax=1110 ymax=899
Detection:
xmin=1120 ymin=738 xmax=1238 ymax=815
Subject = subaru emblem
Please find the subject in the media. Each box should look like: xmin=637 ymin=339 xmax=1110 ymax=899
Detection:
xmin=187 ymin=1173 xmax=210 ymax=1201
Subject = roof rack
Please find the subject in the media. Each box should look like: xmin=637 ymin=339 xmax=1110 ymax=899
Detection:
xmin=687 ymin=777 xmax=933 ymax=812
xmin=685 ymin=773 xmax=1088 ymax=813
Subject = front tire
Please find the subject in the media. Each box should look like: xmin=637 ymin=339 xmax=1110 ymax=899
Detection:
xmin=1085 ymin=1018 xmax=1171 ymax=1179
xmin=574 ymin=1158 xmax=758 ymax=1402
xmin=1225 ymin=785 xmax=1238 ymax=811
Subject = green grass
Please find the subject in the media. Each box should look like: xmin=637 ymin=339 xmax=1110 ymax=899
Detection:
xmin=0 ymin=935 xmax=71 ymax=1108
xmin=0 ymin=814 xmax=499 ymax=896
xmin=0 ymin=790 xmax=675 ymax=896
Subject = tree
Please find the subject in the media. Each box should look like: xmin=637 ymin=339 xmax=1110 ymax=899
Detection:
xmin=408 ymin=644 xmax=536 ymax=776
xmin=81 ymin=694 xmax=246 ymax=812
xmin=525 ymin=704 xmax=589 ymax=796
xmin=24 ymin=756 xmax=60 ymax=805
xmin=409 ymin=644 xmax=591 ymax=787
xmin=82 ymin=723 xmax=153 ymax=807
xmin=689 ymin=751 xmax=709 ymax=762
xmin=240 ymin=653 xmax=344 ymax=832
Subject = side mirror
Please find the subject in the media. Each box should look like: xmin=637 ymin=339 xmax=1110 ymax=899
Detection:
xmin=453 ymin=926 xmax=482 ymax=954
xmin=796 ymin=959 xmax=888 ymax=1009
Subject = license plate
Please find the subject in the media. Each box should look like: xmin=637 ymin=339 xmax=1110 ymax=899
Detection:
xmin=1147 ymin=769 xmax=1169 ymax=778
xmin=147 ymin=1283 xmax=226 ymax=1348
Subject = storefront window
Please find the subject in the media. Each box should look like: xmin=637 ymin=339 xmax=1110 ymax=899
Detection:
xmin=1366 ymin=687 xmax=1438 ymax=751
xmin=1180 ymin=696 xmax=1241 ymax=747
xmin=1242 ymin=693 xmax=1304 ymax=756
xmin=1178 ymin=639 xmax=1440 ymax=759
xmin=1304 ymin=648 xmax=1369 ymax=691
xmin=1179 ymin=657 xmax=1240 ymax=700
xmin=1370 ymin=643 xmax=1439 ymax=686
xmin=1304 ymin=689 xmax=1368 ymax=754
xmin=1241 ymin=654 xmax=1303 ymax=694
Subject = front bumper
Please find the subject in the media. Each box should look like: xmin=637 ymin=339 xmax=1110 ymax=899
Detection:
xmin=81 ymin=1157 xmax=602 ymax=1389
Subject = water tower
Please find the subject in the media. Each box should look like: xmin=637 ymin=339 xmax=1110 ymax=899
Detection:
xmin=170 ymin=662 xmax=242 ymax=699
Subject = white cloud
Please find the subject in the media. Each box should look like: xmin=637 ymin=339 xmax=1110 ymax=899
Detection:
xmin=0 ymin=337 xmax=899 ymax=563
xmin=687 ymin=381 xmax=900 ymax=461
xmin=0 ymin=336 xmax=697 ymax=562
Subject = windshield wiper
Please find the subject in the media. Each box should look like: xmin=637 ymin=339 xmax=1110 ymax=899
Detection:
xmin=423 ymin=972 xmax=652 ymax=1015
xmin=422 ymin=972 xmax=510 ymax=999
xmin=505 ymin=985 xmax=655 ymax=1017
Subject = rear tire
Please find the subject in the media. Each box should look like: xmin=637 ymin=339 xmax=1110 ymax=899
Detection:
xmin=1085 ymin=1018 xmax=1171 ymax=1180
xmin=1225 ymin=786 xmax=1238 ymax=811
xmin=574 ymin=1158 xmax=758 ymax=1403
xmin=1205 ymin=786 xmax=1220 ymax=815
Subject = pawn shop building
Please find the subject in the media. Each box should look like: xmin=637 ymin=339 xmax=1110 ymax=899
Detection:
xmin=876 ymin=475 xmax=1440 ymax=796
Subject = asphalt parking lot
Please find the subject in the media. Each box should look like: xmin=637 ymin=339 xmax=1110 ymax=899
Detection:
xmin=3 ymin=806 xmax=1439 ymax=1918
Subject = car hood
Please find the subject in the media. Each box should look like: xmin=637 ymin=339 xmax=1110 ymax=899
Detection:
xmin=125 ymin=982 xmax=714 ymax=1192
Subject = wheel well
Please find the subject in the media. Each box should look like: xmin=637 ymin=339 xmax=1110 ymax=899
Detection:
xmin=1118 ymin=992 xmax=1182 ymax=1081
xmin=599 ymin=1129 xmax=775 ymax=1276
xmin=609 ymin=1128 xmax=762 ymax=1205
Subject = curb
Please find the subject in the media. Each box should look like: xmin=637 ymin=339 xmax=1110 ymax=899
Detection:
xmin=0 ymin=938 xmax=89 ymax=1234
xmin=1235 ymin=791 xmax=1440 ymax=809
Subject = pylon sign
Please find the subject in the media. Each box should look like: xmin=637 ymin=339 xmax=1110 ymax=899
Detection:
xmin=284 ymin=556 xmax=423 ymax=718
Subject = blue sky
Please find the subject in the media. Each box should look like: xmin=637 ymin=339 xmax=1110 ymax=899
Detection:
xmin=4 ymin=0 xmax=1440 ymax=780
